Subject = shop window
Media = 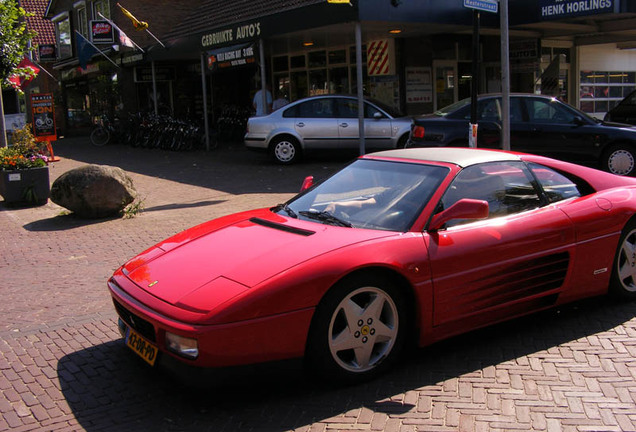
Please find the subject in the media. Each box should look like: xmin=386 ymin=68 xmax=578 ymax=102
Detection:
xmin=273 ymin=56 xmax=288 ymax=72
xmin=308 ymin=51 xmax=327 ymax=68
xmin=53 ymin=14 xmax=72 ymax=59
xmin=290 ymin=55 xmax=305 ymax=69
xmin=94 ymin=0 xmax=110 ymax=19
xmin=329 ymin=66 xmax=348 ymax=94
xmin=77 ymin=6 xmax=88 ymax=37
xmin=579 ymin=70 xmax=636 ymax=117
xmin=329 ymin=49 xmax=346 ymax=65
xmin=290 ymin=71 xmax=308 ymax=100
xmin=309 ymin=69 xmax=327 ymax=96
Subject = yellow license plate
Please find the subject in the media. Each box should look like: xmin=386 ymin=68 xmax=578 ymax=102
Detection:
xmin=125 ymin=327 xmax=158 ymax=366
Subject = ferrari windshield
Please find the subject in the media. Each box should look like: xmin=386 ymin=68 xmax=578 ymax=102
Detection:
xmin=283 ymin=159 xmax=448 ymax=231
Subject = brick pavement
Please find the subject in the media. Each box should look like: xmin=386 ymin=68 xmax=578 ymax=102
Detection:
xmin=1 ymin=137 xmax=636 ymax=431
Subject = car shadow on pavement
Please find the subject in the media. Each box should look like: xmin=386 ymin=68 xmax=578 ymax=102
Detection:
xmin=57 ymin=296 xmax=636 ymax=432
xmin=51 ymin=138 xmax=350 ymax=196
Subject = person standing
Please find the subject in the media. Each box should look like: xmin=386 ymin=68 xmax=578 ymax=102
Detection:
xmin=272 ymin=90 xmax=289 ymax=111
xmin=253 ymin=84 xmax=272 ymax=116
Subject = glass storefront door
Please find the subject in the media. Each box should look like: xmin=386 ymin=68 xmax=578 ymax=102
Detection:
xmin=434 ymin=61 xmax=457 ymax=111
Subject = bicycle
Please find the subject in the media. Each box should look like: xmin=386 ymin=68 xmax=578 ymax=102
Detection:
xmin=90 ymin=115 xmax=131 ymax=146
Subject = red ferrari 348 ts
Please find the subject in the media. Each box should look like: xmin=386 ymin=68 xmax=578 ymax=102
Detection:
xmin=108 ymin=148 xmax=636 ymax=382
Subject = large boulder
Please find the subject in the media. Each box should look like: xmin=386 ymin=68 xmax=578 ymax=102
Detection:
xmin=51 ymin=164 xmax=137 ymax=218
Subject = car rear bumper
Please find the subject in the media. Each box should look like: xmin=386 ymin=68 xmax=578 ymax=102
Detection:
xmin=245 ymin=137 xmax=268 ymax=150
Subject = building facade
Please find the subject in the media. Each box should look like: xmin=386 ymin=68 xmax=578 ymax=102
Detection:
xmin=40 ymin=0 xmax=636 ymax=137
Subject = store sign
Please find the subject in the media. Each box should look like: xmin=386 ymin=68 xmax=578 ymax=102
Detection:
xmin=207 ymin=43 xmax=256 ymax=72
xmin=201 ymin=21 xmax=262 ymax=49
xmin=540 ymin=0 xmax=614 ymax=20
xmin=367 ymin=40 xmax=395 ymax=76
xmin=91 ymin=20 xmax=114 ymax=44
xmin=134 ymin=67 xmax=176 ymax=82
xmin=463 ymin=0 xmax=498 ymax=13
xmin=510 ymin=39 xmax=540 ymax=60
xmin=30 ymin=93 xmax=56 ymax=141
xmin=38 ymin=44 xmax=56 ymax=62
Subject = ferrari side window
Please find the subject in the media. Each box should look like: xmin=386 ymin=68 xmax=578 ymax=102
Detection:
xmin=527 ymin=163 xmax=582 ymax=203
xmin=441 ymin=162 xmax=541 ymax=226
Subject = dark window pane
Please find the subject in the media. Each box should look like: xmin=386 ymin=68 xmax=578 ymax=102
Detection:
xmin=308 ymin=51 xmax=327 ymax=68
xmin=329 ymin=49 xmax=346 ymax=65
xmin=290 ymin=55 xmax=306 ymax=69
xmin=273 ymin=56 xmax=288 ymax=72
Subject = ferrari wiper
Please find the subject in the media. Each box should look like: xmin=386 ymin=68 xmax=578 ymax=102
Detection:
xmin=273 ymin=203 xmax=297 ymax=218
xmin=299 ymin=210 xmax=353 ymax=227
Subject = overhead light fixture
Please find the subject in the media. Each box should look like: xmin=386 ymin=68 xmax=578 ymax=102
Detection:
xmin=303 ymin=41 xmax=314 ymax=47
xmin=389 ymin=29 xmax=402 ymax=34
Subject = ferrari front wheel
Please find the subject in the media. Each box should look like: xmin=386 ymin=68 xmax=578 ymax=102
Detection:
xmin=306 ymin=274 xmax=407 ymax=383
xmin=610 ymin=220 xmax=636 ymax=299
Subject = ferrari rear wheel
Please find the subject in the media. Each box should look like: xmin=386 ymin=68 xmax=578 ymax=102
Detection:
xmin=610 ymin=220 xmax=636 ymax=299
xmin=306 ymin=274 xmax=406 ymax=383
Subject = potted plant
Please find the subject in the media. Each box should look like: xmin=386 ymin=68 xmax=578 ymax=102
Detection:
xmin=0 ymin=125 xmax=49 ymax=206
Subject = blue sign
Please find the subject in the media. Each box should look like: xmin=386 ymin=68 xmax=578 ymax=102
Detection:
xmin=540 ymin=0 xmax=615 ymax=20
xmin=463 ymin=0 xmax=498 ymax=13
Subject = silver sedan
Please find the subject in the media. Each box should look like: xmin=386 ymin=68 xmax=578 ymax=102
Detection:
xmin=244 ymin=95 xmax=413 ymax=164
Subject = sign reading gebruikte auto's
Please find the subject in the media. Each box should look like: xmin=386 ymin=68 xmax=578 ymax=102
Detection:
xmin=540 ymin=0 xmax=615 ymax=20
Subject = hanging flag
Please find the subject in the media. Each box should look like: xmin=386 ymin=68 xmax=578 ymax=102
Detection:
xmin=118 ymin=30 xmax=135 ymax=48
xmin=117 ymin=3 xmax=148 ymax=31
xmin=97 ymin=12 xmax=144 ymax=52
xmin=7 ymin=57 xmax=40 ymax=90
xmin=75 ymin=31 xmax=100 ymax=69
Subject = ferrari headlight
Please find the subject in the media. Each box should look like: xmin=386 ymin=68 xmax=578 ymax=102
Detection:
xmin=165 ymin=332 xmax=199 ymax=359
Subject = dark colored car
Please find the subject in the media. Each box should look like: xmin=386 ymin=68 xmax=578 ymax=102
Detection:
xmin=604 ymin=89 xmax=636 ymax=125
xmin=407 ymin=93 xmax=636 ymax=176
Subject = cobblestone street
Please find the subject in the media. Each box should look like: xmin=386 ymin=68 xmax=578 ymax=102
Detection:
xmin=1 ymin=138 xmax=635 ymax=431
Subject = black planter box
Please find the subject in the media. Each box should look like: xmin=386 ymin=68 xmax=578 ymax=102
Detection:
xmin=0 ymin=166 xmax=50 ymax=206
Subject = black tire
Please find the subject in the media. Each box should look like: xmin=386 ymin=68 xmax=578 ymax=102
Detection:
xmin=270 ymin=136 xmax=300 ymax=164
xmin=602 ymin=144 xmax=636 ymax=176
xmin=90 ymin=127 xmax=110 ymax=146
xmin=609 ymin=219 xmax=636 ymax=299
xmin=396 ymin=134 xmax=409 ymax=149
xmin=306 ymin=273 xmax=407 ymax=383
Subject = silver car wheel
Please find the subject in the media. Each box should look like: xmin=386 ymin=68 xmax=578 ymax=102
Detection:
xmin=273 ymin=139 xmax=297 ymax=163
xmin=327 ymin=286 xmax=399 ymax=373
xmin=616 ymin=227 xmax=636 ymax=293
xmin=607 ymin=149 xmax=635 ymax=176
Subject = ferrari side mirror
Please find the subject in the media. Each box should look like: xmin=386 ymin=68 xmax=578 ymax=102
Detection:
xmin=428 ymin=199 xmax=489 ymax=231
xmin=300 ymin=176 xmax=314 ymax=192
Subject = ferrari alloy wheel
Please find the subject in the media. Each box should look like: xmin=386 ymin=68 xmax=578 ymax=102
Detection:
xmin=611 ymin=222 xmax=636 ymax=298
xmin=270 ymin=136 xmax=300 ymax=164
xmin=307 ymin=274 xmax=407 ymax=382
xmin=604 ymin=145 xmax=636 ymax=176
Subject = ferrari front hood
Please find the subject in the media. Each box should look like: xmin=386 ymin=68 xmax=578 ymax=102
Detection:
xmin=123 ymin=210 xmax=394 ymax=306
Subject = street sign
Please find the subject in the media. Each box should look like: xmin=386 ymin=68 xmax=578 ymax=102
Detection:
xmin=463 ymin=0 xmax=498 ymax=13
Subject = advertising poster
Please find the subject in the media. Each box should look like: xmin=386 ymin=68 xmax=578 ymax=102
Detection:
xmin=406 ymin=67 xmax=432 ymax=104
xmin=91 ymin=20 xmax=114 ymax=44
xmin=207 ymin=43 xmax=256 ymax=72
xmin=31 ymin=93 xmax=56 ymax=141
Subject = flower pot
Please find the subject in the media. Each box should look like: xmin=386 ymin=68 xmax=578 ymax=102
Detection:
xmin=0 ymin=166 xmax=50 ymax=206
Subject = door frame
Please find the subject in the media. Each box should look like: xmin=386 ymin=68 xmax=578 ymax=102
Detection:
xmin=433 ymin=60 xmax=458 ymax=111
